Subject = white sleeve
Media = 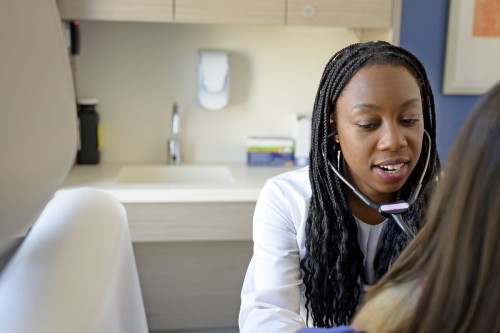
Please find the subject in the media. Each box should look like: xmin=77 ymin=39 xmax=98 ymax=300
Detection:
xmin=239 ymin=179 xmax=305 ymax=333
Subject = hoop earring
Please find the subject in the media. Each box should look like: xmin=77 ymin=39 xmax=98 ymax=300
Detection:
xmin=336 ymin=149 xmax=342 ymax=170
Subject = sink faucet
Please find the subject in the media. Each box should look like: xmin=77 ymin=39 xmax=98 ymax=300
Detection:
xmin=167 ymin=103 xmax=181 ymax=165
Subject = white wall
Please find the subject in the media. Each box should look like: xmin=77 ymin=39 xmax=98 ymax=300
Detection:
xmin=74 ymin=22 xmax=388 ymax=164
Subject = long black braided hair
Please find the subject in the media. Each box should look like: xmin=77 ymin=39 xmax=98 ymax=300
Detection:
xmin=300 ymin=41 xmax=441 ymax=327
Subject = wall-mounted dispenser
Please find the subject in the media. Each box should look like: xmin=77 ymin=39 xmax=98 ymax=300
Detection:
xmin=197 ymin=50 xmax=230 ymax=110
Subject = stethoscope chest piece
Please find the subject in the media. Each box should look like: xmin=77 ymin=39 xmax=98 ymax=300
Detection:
xmin=379 ymin=201 xmax=410 ymax=215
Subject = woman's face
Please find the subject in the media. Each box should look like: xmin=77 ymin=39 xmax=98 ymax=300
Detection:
xmin=333 ymin=64 xmax=424 ymax=203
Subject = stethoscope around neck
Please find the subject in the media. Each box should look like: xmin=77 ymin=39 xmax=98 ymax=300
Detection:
xmin=323 ymin=130 xmax=432 ymax=240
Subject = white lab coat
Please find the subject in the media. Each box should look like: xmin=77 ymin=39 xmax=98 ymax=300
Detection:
xmin=239 ymin=167 xmax=387 ymax=333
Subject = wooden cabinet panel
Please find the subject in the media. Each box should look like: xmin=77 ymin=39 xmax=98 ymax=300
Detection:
xmin=287 ymin=0 xmax=393 ymax=28
xmin=134 ymin=241 xmax=253 ymax=330
xmin=128 ymin=202 xmax=256 ymax=329
xmin=57 ymin=0 xmax=396 ymax=28
xmin=175 ymin=0 xmax=286 ymax=25
xmin=57 ymin=0 xmax=174 ymax=22
xmin=125 ymin=202 xmax=255 ymax=242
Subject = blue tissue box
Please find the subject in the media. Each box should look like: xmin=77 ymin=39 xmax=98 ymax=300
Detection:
xmin=246 ymin=137 xmax=295 ymax=167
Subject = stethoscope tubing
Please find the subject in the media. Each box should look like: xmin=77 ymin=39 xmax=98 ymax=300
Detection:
xmin=323 ymin=130 xmax=432 ymax=240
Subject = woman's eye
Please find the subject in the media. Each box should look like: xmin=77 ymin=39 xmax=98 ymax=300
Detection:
xmin=356 ymin=123 xmax=378 ymax=130
xmin=401 ymin=118 xmax=420 ymax=126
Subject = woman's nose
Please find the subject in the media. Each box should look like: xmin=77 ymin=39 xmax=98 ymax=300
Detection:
xmin=378 ymin=124 xmax=407 ymax=151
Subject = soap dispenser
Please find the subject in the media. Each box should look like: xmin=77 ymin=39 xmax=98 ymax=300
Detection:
xmin=197 ymin=50 xmax=230 ymax=110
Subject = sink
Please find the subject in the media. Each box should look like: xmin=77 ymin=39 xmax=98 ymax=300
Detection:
xmin=115 ymin=165 xmax=234 ymax=185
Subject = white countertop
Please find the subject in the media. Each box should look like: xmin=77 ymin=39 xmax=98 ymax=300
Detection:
xmin=60 ymin=163 xmax=298 ymax=203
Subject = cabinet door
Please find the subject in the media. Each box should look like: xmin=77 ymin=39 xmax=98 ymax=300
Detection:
xmin=57 ymin=0 xmax=174 ymax=22
xmin=175 ymin=0 xmax=285 ymax=25
xmin=125 ymin=202 xmax=255 ymax=242
xmin=287 ymin=0 xmax=393 ymax=28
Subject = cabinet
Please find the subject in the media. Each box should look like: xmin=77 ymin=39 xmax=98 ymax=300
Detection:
xmin=125 ymin=201 xmax=255 ymax=330
xmin=287 ymin=0 xmax=394 ymax=28
xmin=57 ymin=0 xmax=174 ymax=22
xmin=175 ymin=0 xmax=285 ymax=25
xmin=125 ymin=202 xmax=254 ymax=242
xmin=57 ymin=0 xmax=396 ymax=29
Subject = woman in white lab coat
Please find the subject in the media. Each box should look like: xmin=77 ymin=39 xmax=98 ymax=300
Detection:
xmin=239 ymin=41 xmax=440 ymax=332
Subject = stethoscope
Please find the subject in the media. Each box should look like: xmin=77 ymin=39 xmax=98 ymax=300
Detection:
xmin=323 ymin=130 xmax=431 ymax=240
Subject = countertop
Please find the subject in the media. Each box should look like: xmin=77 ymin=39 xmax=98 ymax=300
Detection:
xmin=59 ymin=163 xmax=298 ymax=203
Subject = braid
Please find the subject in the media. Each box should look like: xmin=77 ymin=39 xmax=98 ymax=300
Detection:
xmin=300 ymin=41 xmax=440 ymax=327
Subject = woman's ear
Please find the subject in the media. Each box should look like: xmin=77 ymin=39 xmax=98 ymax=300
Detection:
xmin=329 ymin=116 xmax=339 ymax=143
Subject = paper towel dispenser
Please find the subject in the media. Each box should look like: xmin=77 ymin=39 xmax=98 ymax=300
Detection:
xmin=198 ymin=50 xmax=230 ymax=110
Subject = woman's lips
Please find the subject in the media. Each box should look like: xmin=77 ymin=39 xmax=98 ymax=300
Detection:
xmin=373 ymin=159 xmax=409 ymax=183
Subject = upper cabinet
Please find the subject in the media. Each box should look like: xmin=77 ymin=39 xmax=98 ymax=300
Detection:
xmin=57 ymin=0 xmax=174 ymax=23
xmin=287 ymin=0 xmax=393 ymax=28
xmin=57 ymin=0 xmax=396 ymax=29
xmin=175 ymin=0 xmax=285 ymax=25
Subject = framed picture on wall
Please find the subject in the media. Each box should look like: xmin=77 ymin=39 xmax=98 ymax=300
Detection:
xmin=443 ymin=0 xmax=500 ymax=95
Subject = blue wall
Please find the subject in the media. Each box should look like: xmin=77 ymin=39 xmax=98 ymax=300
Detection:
xmin=399 ymin=0 xmax=479 ymax=162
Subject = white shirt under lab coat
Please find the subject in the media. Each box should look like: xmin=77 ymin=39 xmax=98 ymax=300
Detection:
xmin=239 ymin=167 xmax=387 ymax=333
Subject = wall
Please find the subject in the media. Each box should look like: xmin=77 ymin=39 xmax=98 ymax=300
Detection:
xmin=73 ymin=1 xmax=482 ymax=164
xmin=399 ymin=0 xmax=480 ymax=162
xmin=74 ymin=22 xmax=390 ymax=164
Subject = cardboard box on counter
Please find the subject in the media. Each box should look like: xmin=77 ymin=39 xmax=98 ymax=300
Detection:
xmin=246 ymin=137 xmax=294 ymax=167
xmin=293 ymin=114 xmax=311 ymax=167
